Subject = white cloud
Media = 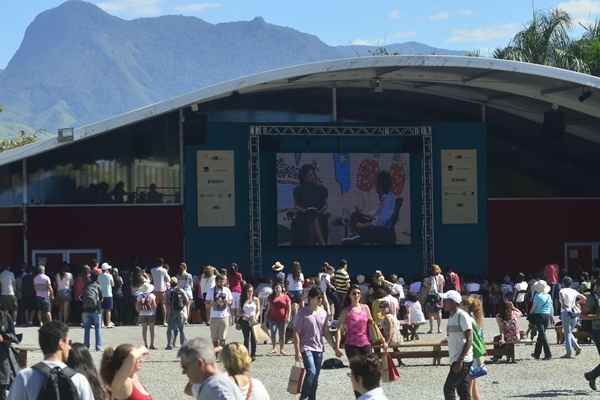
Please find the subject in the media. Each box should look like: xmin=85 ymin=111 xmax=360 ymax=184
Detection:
xmin=429 ymin=12 xmax=450 ymax=21
xmin=351 ymin=38 xmax=384 ymax=46
xmin=96 ymin=0 xmax=162 ymax=17
xmin=174 ymin=3 xmax=222 ymax=13
xmin=448 ymin=24 xmax=520 ymax=43
xmin=457 ymin=9 xmax=475 ymax=17
xmin=388 ymin=9 xmax=401 ymax=20
xmin=557 ymin=0 xmax=600 ymax=24
xmin=429 ymin=9 xmax=475 ymax=22
xmin=393 ymin=31 xmax=417 ymax=39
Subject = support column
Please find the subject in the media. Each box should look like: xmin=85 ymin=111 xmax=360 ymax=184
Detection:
xmin=331 ymin=87 xmax=338 ymax=122
xmin=481 ymin=103 xmax=487 ymax=123
xmin=22 ymin=158 xmax=28 ymax=264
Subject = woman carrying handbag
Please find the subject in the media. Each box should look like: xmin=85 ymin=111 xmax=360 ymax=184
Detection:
xmin=239 ymin=284 xmax=260 ymax=361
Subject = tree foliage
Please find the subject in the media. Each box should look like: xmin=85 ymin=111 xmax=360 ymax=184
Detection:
xmin=494 ymin=9 xmax=600 ymax=76
xmin=0 ymin=131 xmax=37 ymax=153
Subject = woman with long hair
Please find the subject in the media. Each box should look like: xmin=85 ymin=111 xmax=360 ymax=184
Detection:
xmin=423 ymin=264 xmax=445 ymax=334
xmin=222 ymin=343 xmax=270 ymax=400
xmin=286 ymin=261 xmax=305 ymax=317
xmin=264 ymin=282 xmax=291 ymax=355
xmin=462 ymin=296 xmax=485 ymax=400
xmin=111 ymin=268 xmax=124 ymax=326
xmin=335 ymin=285 xmax=384 ymax=360
xmin=55 ymin=262 xmax=74 ymax=324
xmin=67 ymin=343 xmax=107 ymax=400
xmin=229 ymin=263 xmax=244 ymax=323
xmin=176 ymin=263 xmax=194 ymax=322
xmin=100 ymin=344 xmax=152 ymax=400
xmin=238 ymin=284 xmax=260 ymax=361
xmin=199 ymin=266 xmax=216 ymax=325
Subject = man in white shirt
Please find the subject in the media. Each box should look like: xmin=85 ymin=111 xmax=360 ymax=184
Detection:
xmin=441 ymin=290 xmax=472 ymax=400
xmin=98 ymin=263 xmax=115 ymax=328
xmin=9 ymin=321 xmax=94 ymax=400
xmin=33 ymin=266 xmax=53 ymax=325
xmin=349 ymin=354 xmax=389 ymax=400
xmin=206 ymin=275 xmax=233 ymax=349
xmin=0 ymin=266 xmax=17 ymax=321
xmin=559 ymin=276 xmax=587 ymax=358
xmin=151 ymin=258 xmax=171 ymax=326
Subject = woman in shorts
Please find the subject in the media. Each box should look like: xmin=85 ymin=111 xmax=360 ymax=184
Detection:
xmin=135 ymin=282 xmax=157 ymax=350
xmin=55 ymin=263 xmax=74 ymax=324
xmin=423 ymin=264 xmax=445 ymax=334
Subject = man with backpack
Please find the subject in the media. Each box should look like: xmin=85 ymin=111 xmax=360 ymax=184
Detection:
xmin=166 ymin=277 xmax=188 ymax=350
xmin=80 ymin=267 xmax=103 ymax=352
xmin=8 ymin=320 xmax=94 ymax=400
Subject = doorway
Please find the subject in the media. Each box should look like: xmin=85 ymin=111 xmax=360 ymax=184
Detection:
xmin=563 ymin=242 xmax=600 ymax=273
xmin=32 ymin=249 xmax=102 ymax=275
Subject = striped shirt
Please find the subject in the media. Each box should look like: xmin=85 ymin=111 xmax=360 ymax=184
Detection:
xmin=334 ymin=269 xmax=350 ymax=294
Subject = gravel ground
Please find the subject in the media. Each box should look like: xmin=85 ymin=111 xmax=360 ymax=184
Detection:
xmin=13 ymin=318 xmax=600 ymax=399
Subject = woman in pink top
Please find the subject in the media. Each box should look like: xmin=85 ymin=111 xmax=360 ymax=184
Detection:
xmin=336 ymin=284 xmax=385 ymax=359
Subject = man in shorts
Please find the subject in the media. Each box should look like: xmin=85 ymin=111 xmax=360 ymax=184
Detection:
xmin=151 ymin=258 xmax=170 ymax=326
xmin=33 ymin=266 xmax=53 ymax=325
xmin=97 ymin=263 xmax=115 ymax=328
xmin=206 ymin=275 xmax=233 ymax=351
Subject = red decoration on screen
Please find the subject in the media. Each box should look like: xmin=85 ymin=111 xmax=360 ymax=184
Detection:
xmin=356 ymin=159 xmax=380 ymax=192
xmin=390 ymin=163 xmax=406 ymax=196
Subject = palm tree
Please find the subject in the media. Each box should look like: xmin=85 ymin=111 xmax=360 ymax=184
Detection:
xmin=494 ymin=9 xmax=589 ymax=73
xmin=574 ymin=20 xmax=600 ymax=76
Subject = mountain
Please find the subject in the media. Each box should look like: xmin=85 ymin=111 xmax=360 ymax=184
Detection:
xmin=336 ymin=42 xmax=466 ymax=57
xmin=0 ymin=1 xmax=466 ymax=137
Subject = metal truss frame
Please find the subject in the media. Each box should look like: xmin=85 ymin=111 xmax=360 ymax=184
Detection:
xmin=248 ymin=125 xmax=434 ymax=277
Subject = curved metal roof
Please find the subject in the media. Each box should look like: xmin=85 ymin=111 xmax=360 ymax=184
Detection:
xmin=2 ymin=55 xmax=600 ymax=166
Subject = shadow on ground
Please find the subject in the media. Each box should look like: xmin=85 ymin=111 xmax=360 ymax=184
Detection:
xmin=509 ymin=390 xmax=591 ymax=398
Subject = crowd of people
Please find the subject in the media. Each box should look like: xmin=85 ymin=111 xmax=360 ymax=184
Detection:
xmin=0 ymin=259 xmax=599 ymax=400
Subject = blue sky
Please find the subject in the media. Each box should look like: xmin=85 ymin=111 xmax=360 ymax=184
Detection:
xmin=2 ymin=0 xmax=600 ymax=69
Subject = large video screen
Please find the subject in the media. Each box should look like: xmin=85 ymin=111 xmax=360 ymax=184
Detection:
xmin=276 ymin=153 xmax=411 ymax=246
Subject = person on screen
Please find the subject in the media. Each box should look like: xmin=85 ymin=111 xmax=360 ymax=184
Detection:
xmin=292 ymin=164 xmax=329 ymax=246
xmin=348 ymin=171 xmax=397 ymax=244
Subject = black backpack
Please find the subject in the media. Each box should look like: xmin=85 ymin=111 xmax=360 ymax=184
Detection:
xmin=81 ymin=283 xmax=101 ymax=313
xmin=32 ymin=363 xmax=79 ymax=400
xmin=171 ymin=289 xmax=185 ymax=312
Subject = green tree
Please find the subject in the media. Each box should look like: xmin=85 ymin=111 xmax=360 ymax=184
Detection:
xmin=573 ymin=20 xmax=600 ymax=76
xmin=493 ymin=9 xmax=589 ymax=73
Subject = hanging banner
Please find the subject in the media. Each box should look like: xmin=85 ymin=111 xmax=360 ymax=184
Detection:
xmin=197 ymin=150 xmax=235 ymax=227
xmin=441 ymin=149 xmax=478 ymax=224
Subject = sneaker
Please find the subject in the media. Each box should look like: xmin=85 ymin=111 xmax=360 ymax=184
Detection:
xmin=165 ymin=345 xmax=173 ymax=350
xmin=531 ymin=353 xmax=540 ymax=360
xmin=149 ymin=345 xmax=157 ymax=350
xmin=560 ymin=354 xmax=574 ymax=359
xmin=576 ymin=347 xmax=582 ymax=356
xmin=584 ymin=372 xmax=597 ymax=391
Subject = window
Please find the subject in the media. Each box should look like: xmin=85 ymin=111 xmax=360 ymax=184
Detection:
xmin=0 ymin=162 xmax=23 ymax=206
xmin=27 ymin=112 xmax=180 ymax=204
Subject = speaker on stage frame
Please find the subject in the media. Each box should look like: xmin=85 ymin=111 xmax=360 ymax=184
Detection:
xmin=542 ymin=110 xmax=565 ymax=140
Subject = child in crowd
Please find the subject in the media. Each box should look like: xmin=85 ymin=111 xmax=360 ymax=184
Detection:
xmin=380 ymin=301 xmax=403 ymax=366
xmin=490 ymin=301 xmax=522 ymax=363
xmin=402 ymin=292 xmax=426 ymax=341
xmin=166 ymin=277 xmax=188 ymax=350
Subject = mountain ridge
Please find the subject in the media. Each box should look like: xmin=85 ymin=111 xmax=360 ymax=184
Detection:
xmin=0 ymin=1 xmax=466 ymax=138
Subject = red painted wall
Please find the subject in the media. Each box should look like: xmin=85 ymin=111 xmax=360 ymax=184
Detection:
xmin=27 ymin=206 xmax=184 ymax=268
xmin=488 ymin=199 xmax=600 ymax=278
xmin=0 ymin=227 xmax=23 ymax=267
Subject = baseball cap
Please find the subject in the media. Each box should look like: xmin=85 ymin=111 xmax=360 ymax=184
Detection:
xmin=441 ymin=290 xmax=462 ymax=304
xmin=101 ymin=262 xmax=112 ymax=271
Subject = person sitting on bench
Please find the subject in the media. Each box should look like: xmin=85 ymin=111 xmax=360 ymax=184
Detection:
xmin=490 ymin=301 xmax=522 ymax=363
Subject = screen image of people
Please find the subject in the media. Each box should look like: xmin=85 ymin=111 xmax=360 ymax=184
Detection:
xmin=276 ymin=153 xmax=411 ymax=246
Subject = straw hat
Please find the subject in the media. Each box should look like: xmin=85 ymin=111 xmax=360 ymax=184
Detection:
xmin=272 ymin=261 xmax=284 ymax=272
xmin=533 ymin=280 xmax=551 ymax=294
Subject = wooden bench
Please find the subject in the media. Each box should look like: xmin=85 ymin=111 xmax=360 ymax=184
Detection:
xmin=384 ymin=340 xmax=534 ymax=366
